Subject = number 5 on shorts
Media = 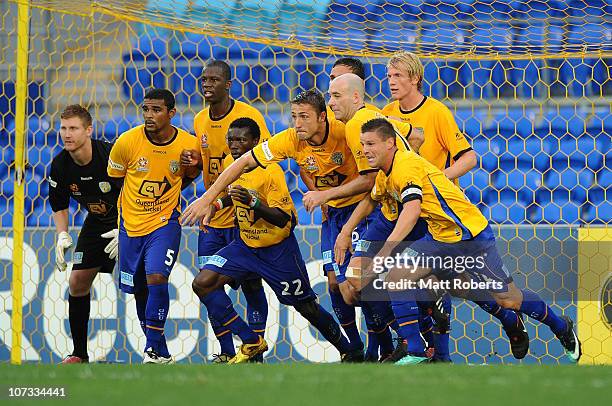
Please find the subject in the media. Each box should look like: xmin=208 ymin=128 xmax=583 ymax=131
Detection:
xmin=164 ymin=249 xmax=175 ymax=266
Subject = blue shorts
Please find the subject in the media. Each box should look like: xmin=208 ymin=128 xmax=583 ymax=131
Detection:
xmin=322 ymin=203 xmax=375 ymax=283
xmin=197 ymin=226 xmax=236 ymax=269
xmin=406 ymin=224 xmax=513 ymax=288
xmin=354 ymin=210 xmax=428 ymax=258
xmin=118 ymin=210 xmax=181 ymax=294
xmin=203 ymin=234 xmax=316 ymax=306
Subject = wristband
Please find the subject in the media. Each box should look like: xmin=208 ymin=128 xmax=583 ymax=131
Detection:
xmin=249 ymin=196 xmax=260 ymax=209
xmin=213 ymin=199 xmax=224 ymax=211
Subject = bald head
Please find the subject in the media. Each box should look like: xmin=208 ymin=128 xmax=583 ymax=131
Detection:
xmin=328 ymin=73 xmax=365 ymax=123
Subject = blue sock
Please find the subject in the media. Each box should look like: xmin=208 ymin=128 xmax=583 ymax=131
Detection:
xmin=243 ymin=284 xmax=268 ymax=338
xmin=145 ymin=283 xmax=170 ymax=358
xmin=329 ymin=288 xmax=362 ymax=351
xmin=209 ymin=316 xmax=236 ymax=356
xmin=432 ymin=293 xmax=451 ymax=362
xmin=362 ymin=300 xmax=394 ymax=357
xmin=134 ymin=289 xmax=148 ymax=335
xmin=390 ymin=299 xmax=425 ymax=355
xmin=519 ymin=289 xmax=568 ymax=335
xmin=475 ymin=299 xmax=520 ymax=330
xmin=297 ymin=302 xmax=351 ymax=354
xmin=201 ymin=289 xmax=259 ymax=344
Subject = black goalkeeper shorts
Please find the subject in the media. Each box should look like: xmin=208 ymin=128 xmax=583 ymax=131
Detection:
xmin=71 ymin=217 xmax=116 ymax=274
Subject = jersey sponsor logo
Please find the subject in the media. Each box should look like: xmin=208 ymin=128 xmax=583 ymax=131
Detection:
xmin=81 ymin=176 xmax=93 ymax=181
xmin=208 ymin=157 xmax=224 ymax=177
xmin=261 ymin=141 xmax=273 ymax=161
xmin=48 ymin=177 xmax=57 ymax=188
xmin=330 ymin=152 xmax=344 ymax=165
xmin=305 ymin=156 xmax=318 ymax=171
xmin=137 ymin=157 xmax=149 ymax=172
xmin=206 ymin=255 xmax=227 ymax=268
xmin=138 ymin=177 xmax=171 ymax=200
xmin=152 ymin=149 xmax=167 ymax=154
xmin=315 ymin=171 xmax=347 ymax=188
xmin=72 ymin=251 xmax=83 ymax=264
xmin=99 ymin=182 xmax=111 ymax=193
xmin=201 ymin=134 xmax=209 ymax=148
xmin=87 ymin=200 xmax=109 ymax=215
xmin=108 ymin=158 xmax=125 ymax=171
xmin=169 ymin=160 xmax=180 ymax=174
xmin=236 ymin=206 xmax=257 ymax=225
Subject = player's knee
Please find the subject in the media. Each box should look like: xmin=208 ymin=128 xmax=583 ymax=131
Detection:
xmin=192 ymin=269 xmax=216 ymax=298
xmin=146 ymin=273 xmax=168 ymax=286
xmin=295 ymin=300 xmax=320 ymax=322
xmin=68 ymin=270 xmax=94 ymax=296
xmin=241 ymin=278 xmax=263 ymax=294
xmin=495 ymin=294 xmax=522 ymax=311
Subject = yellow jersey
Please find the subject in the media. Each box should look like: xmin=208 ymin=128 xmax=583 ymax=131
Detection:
xmin=381 ymin=97 xmax=472 ymax=178
xmin=371 ymin=174 xmax=400 ymax=222
xmin=223 ymin=155 xmax=296 ymax=248
xmin=345 ymin=107 xmax=414 ymax=173
xmin=108 ymin=125 xmax=200 ymax=237
xmin=326 ymin=103 xmax=381 ymax=121
xmin=194 ymin=99 xmax=271 ymax=228
xmin=251 ymin=118 xmax=364 ymax=209
xmin=377 ymin=150 xmax=488 ymax=242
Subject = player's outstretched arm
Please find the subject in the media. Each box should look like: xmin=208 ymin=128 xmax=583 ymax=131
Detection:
xmin=303 ymin=171 xmax=376 ymax=212
xmin=334 ymin=195 xmax=377 ymax=266
xmin=181 ymin=151 xmax=258 ymax=226
xmin=228 ymin=185 xmax=290 ymax=228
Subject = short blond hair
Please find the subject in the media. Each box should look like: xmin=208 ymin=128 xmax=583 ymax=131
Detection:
xmin=387 ymin=51 xmax=424 ymax=92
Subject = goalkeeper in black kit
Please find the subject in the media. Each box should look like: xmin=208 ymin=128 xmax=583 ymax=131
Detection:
xmin=48 ymin=105 xmax=122 ymax=363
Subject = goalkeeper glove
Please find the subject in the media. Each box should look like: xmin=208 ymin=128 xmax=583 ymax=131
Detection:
xmin=55 ymin=231 xmax=73 ymax=272
xmin=101 ymin=229 xmax=119 ymax=260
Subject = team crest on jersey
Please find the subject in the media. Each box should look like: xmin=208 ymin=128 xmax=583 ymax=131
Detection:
xmin=169 ymin=160 xmax=180 ymax=174
xmin=98 ymin=182 xmax=111 ymax=193
xmin=331 ymin=152 xmax=344 ymax=165
xmin=201 ymin=134 xmax=209 ymax=148
xmin=305 ymin=156 xmax=318 ymax=171
xmin=137 ymin=157 xmax=149 ymax=172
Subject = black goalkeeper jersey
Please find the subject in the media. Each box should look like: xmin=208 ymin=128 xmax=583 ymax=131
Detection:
xmin=48 ymin=139 xmax=121 ymax=226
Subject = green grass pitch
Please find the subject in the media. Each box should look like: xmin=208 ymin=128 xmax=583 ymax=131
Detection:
xmin=1 ymin=363 xmax=611 ymax=405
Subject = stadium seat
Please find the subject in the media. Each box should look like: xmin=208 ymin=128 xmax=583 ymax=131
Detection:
xmin=509 ymin=58 xmax=545 ymax=99
xmin=366 ymin=63 xmax=392 ymax=103
xmin=598 ymin=167 xmax=611 ymax=188
xmin=454 ymin=108 xmax=486 ymax=139
xmin=122 ymin=34 xmax=167 ymax=104
xmin=27 ymin=146 xmax=54 ymax=178
xmin=276 ymin=1 xmax=323 ymax=39
xmin=98 ymin=116 xmax=139 ymax=141
xmin=459 ymin=168 xmax=490 ymax=204
xmin=368 ymin=22 xmax=417 ymax=53
xmin=509 ymin=0 xmax=569 ymax=21
xmin=460 ymin=0 xmax=512 ymax=23
xmin=7 ymin=116 xmax=53 ymax=147
xmin=325 ymin=0 xmax=368 ymax=31
xmin=558 ymin=58 xmax=602 ymax=97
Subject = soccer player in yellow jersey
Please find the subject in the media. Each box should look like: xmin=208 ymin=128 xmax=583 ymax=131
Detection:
xmin=183 ymin=90 xmax=378 ymax=360
xmin=190 ymin=117 xmax=357 ymax=363
xmin=383 ymin=52 xmax=523 ymax=362
xmin=348 ymin=118 xmax=581 ymax=364
xmin=181 ymin=60 xmax=270 ymax=362
xmin=383 ymin=51 xmax=477 ymax=182
xmin=107 ymin=89 xmax=200 ymax=364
